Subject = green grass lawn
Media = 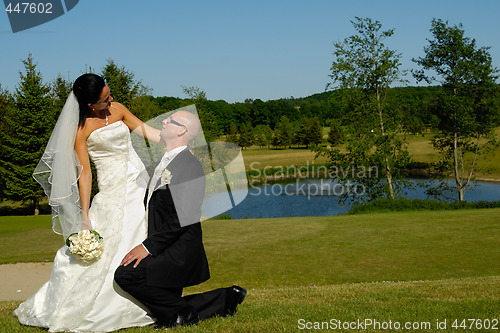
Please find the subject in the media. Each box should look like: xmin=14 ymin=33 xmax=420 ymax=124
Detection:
xmin=1 ymin=209 xmax=499 ymax=332
xmin=2 ymin=277 xmax=498 ymax=332
xmin=0 ymin=215 xmax=61 ymax=264
xmin=242 ymin=147 xmax=329 ymax=172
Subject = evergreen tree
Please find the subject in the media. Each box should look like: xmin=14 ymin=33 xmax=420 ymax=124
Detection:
xmin=51 ymin=74 xmax=72 ymax=119
xmin=226 ymin=123 xmax=239 ymax=144
xmin=253 ymin=124 xmax=273 ymax=148
xmin=327 ymin=119 xmax=345 ymax=147
xmin=101 ymin=59 xmax=149 ymax=108
xmin=294 ymin=117 xmax=323 ymax=148
xmin=0 ymin=54 xmax=55 ymax=214
xmin=273 ymin=116 xmax=294 ymax=148
xmin=294 ymin=118 xmax=307 ymax=147
xmin=237 ymin=122 xmax=254 ymax=149
xmin=0 ymin=85 xmax=14 ymax=200
xmin=306 ymin=117 xmax=323 ymax=147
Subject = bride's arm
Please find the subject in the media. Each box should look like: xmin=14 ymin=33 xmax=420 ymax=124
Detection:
xmin=113 ymin=102 xmax=161 ymax=143
xmin=74 ymin=128 xmax=92 ymax=227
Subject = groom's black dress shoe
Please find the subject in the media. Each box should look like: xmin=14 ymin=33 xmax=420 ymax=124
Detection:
xmin=155 ymin=306 xmax=200 ymax=330
xmin=173 ymin=307 xmax=200 ymax=327
xmin=225 ymin=285 xmax=247 ymax=316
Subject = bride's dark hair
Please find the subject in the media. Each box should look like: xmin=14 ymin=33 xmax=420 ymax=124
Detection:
xmin=73 ymin=73 xmax=106 ymax=128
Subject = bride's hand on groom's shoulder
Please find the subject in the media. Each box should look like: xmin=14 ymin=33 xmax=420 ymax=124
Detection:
xmin=120 ymin=244 xmax=149 ymax=268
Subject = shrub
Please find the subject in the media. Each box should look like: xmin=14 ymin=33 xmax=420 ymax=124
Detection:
xmin=347 ymin=198 xmax=500 ymax=215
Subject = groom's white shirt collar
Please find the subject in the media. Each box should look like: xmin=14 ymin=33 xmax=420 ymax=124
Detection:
xmin=151 ymin=145 xmax=187 ymax=192
xmin=162 ymin=145 xmax=187 ymax=165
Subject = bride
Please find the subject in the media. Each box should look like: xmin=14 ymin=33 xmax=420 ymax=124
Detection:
xmin=14 ymin=73 xmax=161 ymax=332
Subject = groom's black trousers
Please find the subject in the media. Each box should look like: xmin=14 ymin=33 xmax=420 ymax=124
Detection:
xmin=114 ymin=257 xmax=229 ymax=324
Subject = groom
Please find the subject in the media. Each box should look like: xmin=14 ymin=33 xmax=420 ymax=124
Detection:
xmin=115 ymin=110 xmax=246 ymax=328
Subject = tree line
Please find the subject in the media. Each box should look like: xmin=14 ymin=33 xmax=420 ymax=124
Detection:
xmin=0 ymin=17 xmax=499 ymax=212
xmin=0 ymin=55 xmax=328 ymax=211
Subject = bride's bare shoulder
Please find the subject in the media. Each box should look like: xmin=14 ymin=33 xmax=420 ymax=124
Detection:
xmin=109 ymin=102 xmax=137 ymax=123
xmin=110 ymin=101 xmax=128 ymax=114
xmin=77 ymin=121 xmax=100 ymax=141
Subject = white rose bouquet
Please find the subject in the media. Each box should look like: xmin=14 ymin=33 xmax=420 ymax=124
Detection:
xmin=65 ymin=230 xmax=104 ymax=264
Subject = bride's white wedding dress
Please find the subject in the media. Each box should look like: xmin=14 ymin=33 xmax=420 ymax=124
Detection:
xmin=14 ymin=121 xmax=155 ymax=332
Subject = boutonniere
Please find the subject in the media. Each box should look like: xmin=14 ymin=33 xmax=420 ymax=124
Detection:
xmin=161 ymin=168 xmax=173 ymax=185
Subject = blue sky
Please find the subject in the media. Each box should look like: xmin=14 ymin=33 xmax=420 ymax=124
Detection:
xmin=1 ymin=0 xmax=499 ymax=103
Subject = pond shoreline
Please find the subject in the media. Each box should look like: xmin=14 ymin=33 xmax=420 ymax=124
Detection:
xmin=247 ymin=172 xmax=500 ymax=185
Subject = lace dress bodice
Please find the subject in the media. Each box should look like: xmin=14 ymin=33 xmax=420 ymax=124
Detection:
xmin=86 ymin=121 xmax=147 ymax=193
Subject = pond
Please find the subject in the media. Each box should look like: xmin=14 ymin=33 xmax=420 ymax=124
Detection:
xmin=201 ymin=178 xmax=500 ymax=219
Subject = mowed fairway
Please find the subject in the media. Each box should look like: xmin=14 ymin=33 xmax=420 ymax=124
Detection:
xmin=243 ymin=148 xmax=329 ymax=172
xmin=242 ymin=127 xmax=500 ymax=180
xmin=0 ymin=215 xmax=61 ymax=264
xmin=195 ymin=209 xmax=499 ymax=288
xmin=1 ymin=209 xmax=499 ymax=332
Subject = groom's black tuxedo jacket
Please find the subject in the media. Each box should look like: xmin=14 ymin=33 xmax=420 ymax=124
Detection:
xmin=142 ymin=149 xmax=210 ymax=288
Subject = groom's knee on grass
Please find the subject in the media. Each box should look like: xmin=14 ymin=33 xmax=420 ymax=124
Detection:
xmin=114 ymin=265 xmax=134 ymax=290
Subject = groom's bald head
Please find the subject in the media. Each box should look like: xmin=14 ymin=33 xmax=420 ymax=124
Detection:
xmin=173 ymin=111 xmax=201 ymax=143
xmin=160 ymin=110 xmax=201 ymax=149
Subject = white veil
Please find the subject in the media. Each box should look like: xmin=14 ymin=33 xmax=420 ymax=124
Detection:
xmin=33 ymin=92 xmax=84 ymax=239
